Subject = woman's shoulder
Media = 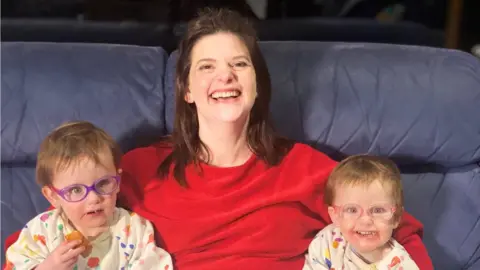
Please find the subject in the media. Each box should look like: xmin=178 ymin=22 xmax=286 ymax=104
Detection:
xmin=288 ymin=143 xmax=337 ymax=164
xmin=281 ymin=143 xmax=338 ymax=179
xmin=121 ymin=140 xmax=174 ymax=184
xmin=122 ymin=140 xmax=173 ymax=166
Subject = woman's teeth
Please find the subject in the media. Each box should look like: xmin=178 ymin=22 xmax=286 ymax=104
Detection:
xmin=211 ymin=90 xmax=241 ymax=99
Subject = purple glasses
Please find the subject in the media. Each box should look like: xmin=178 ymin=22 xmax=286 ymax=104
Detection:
xmin=50 ymin=175 xmax=120 ymax=202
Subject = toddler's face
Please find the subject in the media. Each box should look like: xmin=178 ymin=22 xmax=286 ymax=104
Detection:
xmin=42 ymin=149 xmax=119 ymax=238
xmin=328 ymin=180 xmax=399 ymax=255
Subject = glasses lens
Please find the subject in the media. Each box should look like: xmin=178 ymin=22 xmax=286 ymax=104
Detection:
xmin=95 ymin=176 xmax=118 ymax=195
xmin=63 ymin=185 xmax=87 ymax=202
xmin=341 ymin=204 xmax=361 ymax=220
xmin=369 ymin=204 xmax=394 ymax=220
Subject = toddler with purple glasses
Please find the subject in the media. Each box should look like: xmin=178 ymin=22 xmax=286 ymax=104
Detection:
xmin=5 ymin=121 xmax=173 ymax=270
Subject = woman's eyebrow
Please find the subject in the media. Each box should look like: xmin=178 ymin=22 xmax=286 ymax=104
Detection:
xmin=196 ymin=58 xmax=216 ymax=64
xmin=232 ymin=55 xmax=250 ymax=61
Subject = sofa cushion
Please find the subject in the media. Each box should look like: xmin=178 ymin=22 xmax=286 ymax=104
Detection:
xmin=402 ymin=165 xmax=480 ymax=270
xmin=1 ymin=42 xmax=168 ymax=162
xmin=164 ymin=42 xmax=480 ymax=167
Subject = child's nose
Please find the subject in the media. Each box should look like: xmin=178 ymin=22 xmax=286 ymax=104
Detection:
xmin=85 ymin=190 xmax=102 ymax=203
xmin=358 ymin=213 xmax=374 ymax=224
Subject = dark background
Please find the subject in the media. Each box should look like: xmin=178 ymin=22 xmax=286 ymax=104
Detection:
xmin=1 ymin=0 xmax=479 ymax=53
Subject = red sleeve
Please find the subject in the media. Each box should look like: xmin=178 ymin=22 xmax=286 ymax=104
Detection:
xmin=118 ymin=148 xmax=146 ymax=210
xmin=3 ymin=231 xmax=21 ymax=253
xmin=393 ymin=211 xmax=433 ymax=270
xmin=118 ymin=144 xmax=171 ymax=210
xmin=305 ymin=146 xmax=338 ymax=225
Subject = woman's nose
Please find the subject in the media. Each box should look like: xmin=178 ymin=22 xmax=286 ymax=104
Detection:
xmin=216 ymin=65 xmax=236 ymax=83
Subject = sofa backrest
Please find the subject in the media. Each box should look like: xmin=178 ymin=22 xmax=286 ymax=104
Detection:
xmin=165 ymin=42 xmax=480 ymax=168
xmin=1 ymin=42 xmax=168 ymax=164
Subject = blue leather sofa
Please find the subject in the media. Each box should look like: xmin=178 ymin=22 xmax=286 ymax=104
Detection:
xmin=2 ymin=41 xmax=480 ymax=269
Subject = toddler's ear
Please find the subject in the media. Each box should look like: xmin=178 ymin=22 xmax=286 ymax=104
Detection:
xmin=117 ymin=169 xmax=123 ymax=192
xmin=328 ymin=206 xmax=339 ymax=226
xmin=392 ymin=207 xmax=404 ymax=229
xmin=41 ymin=186 xmax=60 ymax=208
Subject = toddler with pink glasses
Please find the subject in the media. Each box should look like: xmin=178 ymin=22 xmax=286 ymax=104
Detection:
xmin=303 ymin=155 xmax=420 ymax=270
xmin=5 ymin=121 xmax=173 ymax=270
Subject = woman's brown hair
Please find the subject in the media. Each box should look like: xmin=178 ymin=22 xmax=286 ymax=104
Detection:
xmin=158 ymin=8 xmax=293 ymax=186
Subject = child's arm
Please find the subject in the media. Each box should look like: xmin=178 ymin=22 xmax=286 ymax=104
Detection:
xmin=302 ymin=230 xmax=333 ymax=270
xmin=3 ymin=206 xmax=55 ymax=257
xmin=127 ymin=213 xmax=173 ymax=269
xmin=377 ymin=241 xmax=420 ymax=270
xmin=5 ymin=217 xmax=51 ymax=269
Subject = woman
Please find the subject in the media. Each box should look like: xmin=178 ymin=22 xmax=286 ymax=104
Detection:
xmin=4 ymin=8 xmax=433 ymax=270
xmin=119 ymin=8 xmax=432 ymax=269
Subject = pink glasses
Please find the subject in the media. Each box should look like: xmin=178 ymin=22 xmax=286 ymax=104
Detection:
xmin=332 ymin=203 xmax=397 ymax=221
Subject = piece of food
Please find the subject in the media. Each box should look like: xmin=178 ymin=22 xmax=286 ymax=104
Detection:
xmin=65 ymin=230 xmax=90 ymax=249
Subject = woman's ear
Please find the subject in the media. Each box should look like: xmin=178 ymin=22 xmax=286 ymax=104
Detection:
xmin=117 ymin=168 xmax=123 ymax=175
xmin=42 ymin=186 xmax=60 ymax=208
xmin=328 ymin=206 xmax=339 ymax=226
xmin=184 ymin=91 xmax=194 ymax=103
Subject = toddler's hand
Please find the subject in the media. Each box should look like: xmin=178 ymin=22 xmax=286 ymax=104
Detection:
xmin=36 ymin=240 xmax=85 ymax=270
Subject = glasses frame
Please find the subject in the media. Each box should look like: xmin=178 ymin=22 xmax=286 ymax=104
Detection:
xmin=332 ymin=203 xmax=397 ymax=221
xmin=50 ymin=175 xmax=121 ymax=203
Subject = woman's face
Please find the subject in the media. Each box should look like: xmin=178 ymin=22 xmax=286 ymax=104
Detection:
xmin=186 ymin=32 xmax=257 ymax=126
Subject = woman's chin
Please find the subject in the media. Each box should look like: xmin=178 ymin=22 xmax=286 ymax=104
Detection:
xmin=213 ymin=111 xmax=250 ymax=124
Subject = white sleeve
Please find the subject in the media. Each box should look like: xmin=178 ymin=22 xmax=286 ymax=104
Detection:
xmin=302 ymin=230 xmax=331 ymax=270
xmin=126 ymin=213 xmax=173 ymax=270
xmin=377 ymin=241 xmax=420 ymax=270
xmin=5 ymin=212 xmax=56 ymax=269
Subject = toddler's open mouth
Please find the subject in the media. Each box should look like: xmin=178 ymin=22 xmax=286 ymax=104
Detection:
xmin=86 ymin=209 xmax=104 ymax=215
xmin=355 ymin=231 xmax=377 ymax=238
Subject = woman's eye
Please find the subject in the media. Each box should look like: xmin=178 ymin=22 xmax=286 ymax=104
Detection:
xmin=234 ymin=61 xmax=248 ymax=67
xmin=199 ymin=64 xmax=213 ymax=71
